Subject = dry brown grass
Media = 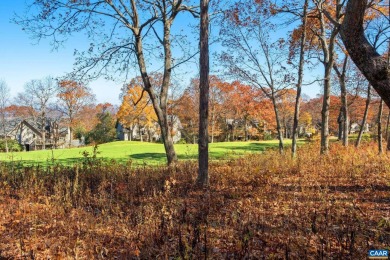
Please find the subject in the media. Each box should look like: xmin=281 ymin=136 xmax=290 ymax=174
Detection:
xmin=0 ymin=142 xmax=389 ymax=259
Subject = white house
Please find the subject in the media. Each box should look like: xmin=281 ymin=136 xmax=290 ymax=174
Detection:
xmin=350 ymin=122 xmax=370 ymax=134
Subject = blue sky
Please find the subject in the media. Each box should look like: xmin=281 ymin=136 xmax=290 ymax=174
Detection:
xmin=0 ymin=1 xmax=322 ymax=106
xmin=0 ymin=1 xmax=124 ymax=105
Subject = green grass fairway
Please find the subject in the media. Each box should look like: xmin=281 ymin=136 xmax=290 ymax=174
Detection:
xmin=0 ymin=140 xmax=301 ymax=167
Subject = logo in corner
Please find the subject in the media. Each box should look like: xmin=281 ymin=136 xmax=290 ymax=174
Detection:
xmin=368 ymin=250 xmax=389 ymax=259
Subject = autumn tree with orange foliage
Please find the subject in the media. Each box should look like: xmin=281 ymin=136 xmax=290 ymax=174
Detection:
xmin=277 ymin=89 xmax=298 ymax=139
xmin=225 ymin=81 xmax=265 ymax=141
xmin=84 ymin=103 xmax=117 ymax=144
xmin=172 ymin=88 xmax=198 ymax=143
xmin=174 ymin=77 xmax=272 ymax=142
xmin=117 ymin=84 xmax=157 ymax=142
xmin=190 ymin=76 xmax=230 ymax=142
xmin=4 ymin=105 xmax=31 ymax=120
xmin=301 ymin=95 xmax=341 ymax=135
xmin=173 ymin=76 xmax=235 ymax=143
xmin=57 ymin=80 xmax=95 ymax=146
xmin=75 ymin=105 xmax=101 ymax=133
xmin=215 ymin=80 xmax=274 ymax=141
xmin=68 ymin=102 xmax=117 ymax=143
xmin=72 ymin=103 xmax=116 ymax=142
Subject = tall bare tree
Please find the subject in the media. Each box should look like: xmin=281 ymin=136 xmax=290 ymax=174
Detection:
xmin=378 ymin=98 xmax=384 ymax=153
xmin=291 ymin=0 xmax=309 ymax=158
xmin=18 ymin=77 xmax=57 ymax=150
xmin=197 ymin=0 xmax=210 ymax=186
xmin=312 ymin=0 xmax=344 ymax=154
xmin=333 ymin=55 xmax=349 ymax=146
xmin=0 ymin=80 xmax=10 ymax=153
xmin=16 ymin=0 xmax=198 ymax=165
xmin=355 ymin=84 xmax=371 ymax=147
xmin=220 ymin=2 xmax=292 ymax=154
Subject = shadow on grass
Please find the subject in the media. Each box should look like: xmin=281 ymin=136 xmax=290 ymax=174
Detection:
xmin=129 ymin=152 xmax=166 ymax=161
xmin=126 ymin=153 xmax=168 ymax=166
xmin=1 ymin=141 xmax=306 ymax=168
xmin=1 ymin=157 xmax=91 ymax=168
xmin=3 ymin=155 xmax=167 ymax=168
xmin=211 ymin=142 xmax=278 ymax=154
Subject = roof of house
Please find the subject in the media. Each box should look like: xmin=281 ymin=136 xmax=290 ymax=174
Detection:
xmin=3 ymin=118 xmax=43 ymax=138
xmin=21 ymin=120 xmax=43 ymax=138
xmin=1 ymin=118 xmax=20 ymax=135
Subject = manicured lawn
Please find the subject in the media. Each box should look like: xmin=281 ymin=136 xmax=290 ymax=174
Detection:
xmin=0 ymin=139 xmax=301 ymax=167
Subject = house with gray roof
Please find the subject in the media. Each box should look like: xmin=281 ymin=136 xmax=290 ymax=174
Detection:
xmin=4 ymin=119 xmax=70 ymax=151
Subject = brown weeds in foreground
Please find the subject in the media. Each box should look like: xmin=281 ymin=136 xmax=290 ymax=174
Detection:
xmin=0 ymin=142 xmax=389 ymax=259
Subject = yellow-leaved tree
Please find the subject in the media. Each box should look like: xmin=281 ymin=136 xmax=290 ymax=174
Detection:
xmin=117 ymin=84 xmax=157 ymax=142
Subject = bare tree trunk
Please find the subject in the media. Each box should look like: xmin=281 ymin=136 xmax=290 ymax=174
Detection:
xmin=316 ymin=1 xmax=340 ymax=154
xmin=292 ymin=0 xmax=308 ymax=157
xmin=341 ymin=96 xmax=349 ymax=146
xmin=54 ymin=126 xmax=58 ymax=149
xmin=386 ymin=112 xmax=390 ymax=141
xmin=2 ymin=130 xmax=8 ymax=153
xmin=340 ymin=0 xmax=390 ymax=108
xmin=226 ymin=121 xmax=230 ymax=142
xmin=42 ymin=130 xmax=46 ymax=149
xmin=211 ymin=109 xmax=215 ymax=143
xmin=334 ymin=56 xmax=349 ymax=146
xmin=1 ymin=113 xmax=8 ymax=153
xmin=272 ymin=96 xmax=284 ymax=153
xmin=386 ymin=112 xmax=390 ymax=151
xmin=68 ymin=126 xmax=72 ymax=147
xmin=386 ymin=42 xmax=390 ymax=151
xmin=320 ymin=63 xmax=332 ymax=154
xmin=338 ymin=108 xmax=343 ymax=140
xmin=197 ymin=0 xmax=210 ymax=187
xmin=284 ymin=121 xmax=288 ymax=139
xmin=244 ymin=117 xmax=248 ymax=141
xmin=42 ymin=114 xmax=46 ymax=150
xmin=378 ymin=99 xmax=384 ymax=154
xmin=68 ymin=114 xmax=73 ymax=147
xmin=5 ymin=139 xmax=8 ymax=153
xmin=159 ymin=116 xmax=177 ymax=165
xmin=291 ymin=0 xmax=309 ymax=155
xmin=55 ymin=123 xmax=59 ymax=149
xmin=148 ymin=128 xmax=152 ymax=142
xmin=0 ymin=82 xmax=9 ymax=153
xmin=356 ymin=84 xmax=371 ymax=147
xmin=232 ymin=124 xmax=235 ymax=141
xmin=134 ymin=28 xmax=177 ymax=166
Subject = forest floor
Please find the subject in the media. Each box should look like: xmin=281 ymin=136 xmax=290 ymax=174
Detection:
xmin=0 ymin=141 xmax=389 ymax=258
